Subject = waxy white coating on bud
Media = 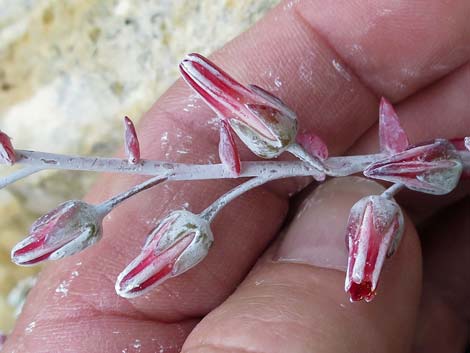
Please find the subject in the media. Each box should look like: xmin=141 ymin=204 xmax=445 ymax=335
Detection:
xmin=11 ymin=200 xmax=103 ymax=266
xmin=345 ymin=195 xmax=404 ymax=302
xmin=228 ymin=103 xmax=298 ymax=159
xmin=116 ymin=210 xmax=213 ymax=298
xmin=365 ymin=139 xmax=463 ymax=195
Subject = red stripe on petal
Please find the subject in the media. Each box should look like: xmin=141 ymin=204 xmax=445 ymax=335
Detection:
xmin=119 ymin=234 xmax=194 ymax=294
xmin=128 ymin=263 xmax=174 ymax=293
xmin=19 ymin=250 xmax=55 ymax=265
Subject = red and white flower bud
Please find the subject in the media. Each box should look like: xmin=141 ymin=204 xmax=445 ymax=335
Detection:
xmin=0 ymin=130 xmax=16 ymax=165
xmin=345 ymin=195 xmax=404 ymax=302
xmin=378 ymin=97 xmax=409 ymax=154
xmin=364 ymin=139 xmax=463 ymax=195
xmin=179 ymin=53 xmax=298 ymax=163
xmin=123 ymin=116 xmax=140 ymax=164
xmin=11 ymin=200 xmax=103 ymax=266
xmin=116 ymin=210 xmax=213 ymax=298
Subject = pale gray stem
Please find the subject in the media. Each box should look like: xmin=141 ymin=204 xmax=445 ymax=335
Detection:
xmin=381 ymin=183 xmax=405 ymax=199
xmin=96 ymin=175 xmax=168 ymax=215
xmin=7 ymin=149 xmax=384 ymax=181
xmin=286 ymin=143 xmax=329 ymax=179
xmin=200 ymin=176 xmax=276 ymax=222
xmin=7 ymin=149 xmax=470 ymax=187
xmin=0 ymin=166 xmax=41 ymax=189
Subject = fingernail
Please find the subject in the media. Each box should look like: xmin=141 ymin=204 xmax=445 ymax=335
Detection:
xmin=274 ymin=176 xmax=385 ymax=271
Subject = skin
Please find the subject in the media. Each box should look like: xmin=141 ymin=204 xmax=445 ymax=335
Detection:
xmin=3 ymin=0 xmax=470 ymax=352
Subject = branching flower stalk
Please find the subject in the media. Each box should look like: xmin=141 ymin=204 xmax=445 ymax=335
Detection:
xmin=1 ymin=53 xmax=470 ymax=304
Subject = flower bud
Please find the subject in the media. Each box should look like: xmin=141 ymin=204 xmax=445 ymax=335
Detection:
xmin=364 ymin=139 xmax=463 ymax=195
xmin=295 ymin=131 xmax=329 ymax=160
xmin=378 ymin=97 xmax=409 ymax=154
xmin=123 ymin=116 xmax=140 ymax=164
xmin=116 ymin=210 xmax=213 ymax=298
xmin=179 ymin=53 xmax=297 ymax=160
xmin=345 ymin=195 xmax=404 ymax=302
xmin=11 ymin=200 xmax=103 ymax=266
xmin=0 ymin=130 xmax=15 ymax=165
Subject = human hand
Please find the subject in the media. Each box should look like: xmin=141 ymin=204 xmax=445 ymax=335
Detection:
xmin=3 ymin=0 xmax=470 ymax=352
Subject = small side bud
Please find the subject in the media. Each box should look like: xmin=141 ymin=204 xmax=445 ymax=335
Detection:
xmin=296 ymin=131 xmax=329 ymax=161
xmin=0 ymin=130 xmax=16 ymax=165
xmin=379 ymin=97 xmax=409 ymax=154
xmin=219 ymin=120 xmax=241 ymax=175
xmin=124 ymin=116 xmax=140 ymax=164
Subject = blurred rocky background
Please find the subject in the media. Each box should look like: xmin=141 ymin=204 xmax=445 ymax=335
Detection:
xmin=0 ymin=0 xmax=278 ymax=332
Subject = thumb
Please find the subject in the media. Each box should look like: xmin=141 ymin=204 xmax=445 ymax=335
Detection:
xmin=182 ymin=177 xmax=422 ymax=353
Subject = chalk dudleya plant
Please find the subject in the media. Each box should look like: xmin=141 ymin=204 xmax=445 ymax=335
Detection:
xmin=1 ymin=53 xmax=469 ymax=306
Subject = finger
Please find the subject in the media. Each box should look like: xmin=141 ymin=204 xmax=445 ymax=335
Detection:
xmin=11 ymin=0 xmax=383 ymax=337
xmin=298 ymin=0 xmax=470 ymax=101
xmin=4 ymin=1 xmax=378 ymax=351
xmin=182 ymin=177 xmax=422 ymax=353
xmin=6 ymin=0 xmax=468 ymax=350
xmin=413 ymin=198 xmax=470 ymax=353
xmin=351 ymin=62 xmax=470 ymax=152
xmin=349 ymin=62 xmax=470 ymax=223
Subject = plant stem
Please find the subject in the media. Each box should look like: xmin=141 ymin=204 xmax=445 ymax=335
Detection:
xmin=0 ymin=166 xmax=41 ymax=189
xmin=9 ymin=149 xmax=381 ymax=178
xmin=200 ymin=176 xmax=275 ymax=222
xmin=96 ymin=175 xmax=168 ymax=215
xmin=4 ymin=149 xmax=470 ymax=187
xmin=286 ymin=143 xmax=329 ymax=178
xmin=381 ymin=183 xmax=405 ymax=199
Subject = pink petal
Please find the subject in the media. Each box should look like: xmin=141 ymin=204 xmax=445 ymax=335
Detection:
xmin=11 ymin=201 xmax=102 ymax=265
xmin=219 ymin=120 xmax=241 ymax=176
xmin=296 ymin=132 xmax=329 ymax=160
xmin=117 ymin=235 xmax=193 ymax=296
xmin=0 ymin=130 xmax=15 ymax=165
xmin=179 ymin=54 xmax=276 ymax=139
xmin=379 ymin=97 xmax=409 ymax=154
xmin=345 ymin=196 xmax=403 ymax=302
xmin=179 ymin=53 xmax=254 ymax=119
xmin=124 ymin=116 xmax=140 ymax=164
